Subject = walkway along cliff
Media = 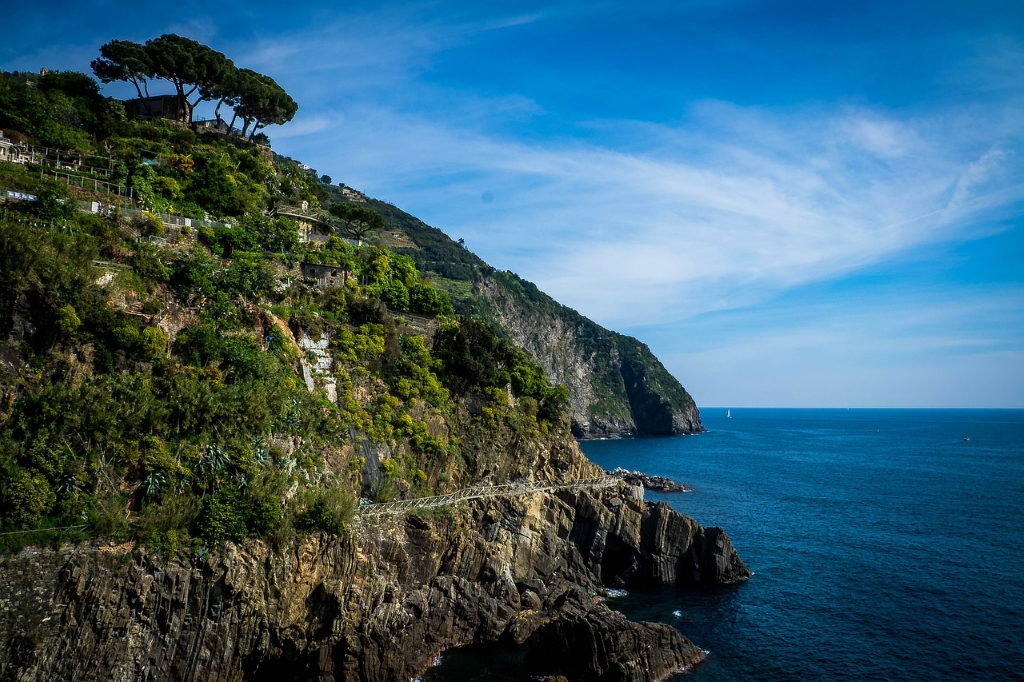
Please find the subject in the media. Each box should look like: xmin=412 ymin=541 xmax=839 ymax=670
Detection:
xmin=0 ymin=65 xmax=739 ymax=681
xmin=0 ymin=474 xmax=749 ymax=682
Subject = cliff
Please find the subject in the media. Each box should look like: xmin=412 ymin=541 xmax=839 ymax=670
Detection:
xmin=0 ymin=482 xmax=748 ymax=682
xmin=0 ymin=68 xmax=738 ymax=682
xmin=354 ymin=196 xmax=704 ymax=438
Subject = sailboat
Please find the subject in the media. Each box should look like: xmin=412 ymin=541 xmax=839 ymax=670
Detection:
xmin=727 ymin=409 xmax=731 ymax=418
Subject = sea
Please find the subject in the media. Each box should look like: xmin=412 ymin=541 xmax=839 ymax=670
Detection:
xmin=423 ymin=408 xmax=1024 ymax=681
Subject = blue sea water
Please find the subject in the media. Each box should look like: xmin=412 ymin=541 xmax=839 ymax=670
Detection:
xmin=425 ymin=409 xmax=1024 ymax=680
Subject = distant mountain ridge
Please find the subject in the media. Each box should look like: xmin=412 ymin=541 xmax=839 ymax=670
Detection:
xmin=332 ymin=188 xmax=704 ymax=438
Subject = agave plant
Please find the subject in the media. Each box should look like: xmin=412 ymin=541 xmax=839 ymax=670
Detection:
xmin=193 ymin=545 xmax=210 ymax=563
xmin=253 ymin=436 xmax=270 ymax=465
xmin=54 ymin=474 xmax=81 ymax=497
xmin=281 ymin=398 xmax=302 ymax=430
xmin=139 ymin=471 xmax=166 ymax=497
xmin=197 ymin=444 xmax=230 ymax=475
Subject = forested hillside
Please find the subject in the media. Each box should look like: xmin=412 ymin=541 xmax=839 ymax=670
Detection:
xmin=0 ymin=57 xmax=577 ymax=552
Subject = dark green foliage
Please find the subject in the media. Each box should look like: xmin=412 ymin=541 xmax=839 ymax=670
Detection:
xmin=246 ymin=472 xmax=285 ymax=536
xmin=147 ymin=34 xmax=233 ymax=123
xmin=0 ymin=71 xmax=107 ymax=148
xmin=245 ymin=214 xmax=299 ymax=254
xmin=1 ymin=471 xmax=56 ymax=529
xmin=433 ymin=319 xmax=511 ymax=393
xmin=329 ymin=202 xmax=385 ymax=242
xmin=172 ymin=325 xmax=272 ymax=381
xmin=129 ymin=242 xmax=169 ymax=287
xmin=373 ymin=279 xmax=409 ymax=311
xmin=24 ymin=187 xmax=79 ymax=223
xmin=196 ymin=488 xmax=248 ymax=543
xmin=433 ymin=318 xmax=568 ymax=422
xmin=408 ymin=282 xmax=454 ymax=316
xmin=299 ymin=485 xmax=355 ymax=534
xmin=231 ymin=68 xmax=298 ymax=140
xmin=215 ymin=253 xmax=276 ymax=299
xmin=91 ymin=39 xmax=154 ymax=104
xmin=347 ymin=296 xmax=387 ymax=324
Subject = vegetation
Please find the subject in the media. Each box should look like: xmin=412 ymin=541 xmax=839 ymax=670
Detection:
xmin=0 ymin=54 xmax=572 ymax=555
xmin=328 ymin=202 xmax=385 ymax=244
xmin=91 ymin=34 xmax=296 ymax=136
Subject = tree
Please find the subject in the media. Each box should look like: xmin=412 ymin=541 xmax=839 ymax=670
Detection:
xmin=329 ymin=203 xmax=385 ymax=244
xmin=320 ymin=175 xmax=332 ymax=185
xmin=91 ymin=39 xmax=155 ymax=115
xmin=232 ymin=69 xmax=297 ymax=141
xmin=145 ymin=34 xmax=233 ymax=123
xmin=199 ymin=63 xmax=240 ymax=129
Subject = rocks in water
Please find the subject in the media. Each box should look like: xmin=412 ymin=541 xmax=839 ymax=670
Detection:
xmin=524 ymin=608 xmax=704 ymax=682
xmin=607 ymin=468 xmax=692 ymax=492
xmin=0 ymin=483 xmax=748 ymax=681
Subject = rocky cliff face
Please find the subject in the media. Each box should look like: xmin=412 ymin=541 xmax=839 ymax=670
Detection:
xmin=0 ymin=483 xmax=748 ymax=682
xmin=476 ymin=275 xmax=703 ymax=439
xmin=358 ymin=198 xmax=705 ymax=440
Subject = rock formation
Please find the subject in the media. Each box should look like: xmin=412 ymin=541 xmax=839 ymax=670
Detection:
xmin=0 ymin=483 xmax=748 ymax=681
xmin=606 ymin=468 xmax=692 ymax=493
xmin=361 ymin=197 xmax=705 ymax=440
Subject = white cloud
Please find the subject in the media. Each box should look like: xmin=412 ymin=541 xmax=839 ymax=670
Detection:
xmin=267 ymin=92 xmax=1024 ymax=329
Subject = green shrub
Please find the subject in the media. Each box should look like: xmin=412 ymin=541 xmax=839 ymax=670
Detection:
xmin=135 ymin=494 xmax=200 ymax=541
xmin=140 ymin=326 xmax=167 ymax=358
xmin=196 ymin=488 xmax=249 ymax=544
xmin=246 ymin=471 xmax=286 ymax=537
xmin=409 ymin=282 xmax=453 ymax=316
xmin=58 ymin=304 xmax=81 ymax=335
xmin=1 ymin=471 xmax=56 ymax=528
xmin=299 ymin=485 xmax=355 ymax=535
xmin=133 ymin=211 xmax=164 ymax=237
xmin=371 ymin=279 xmax=409 ymax=311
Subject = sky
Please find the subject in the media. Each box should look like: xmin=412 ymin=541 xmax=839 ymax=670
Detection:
xmin=4 ymin=0 xmax=1023 ymax=407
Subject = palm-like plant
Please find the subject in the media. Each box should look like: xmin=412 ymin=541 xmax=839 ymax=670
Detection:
xmin=253 ymin=436 xmax=270 ymax=465
xmin=140 ymin=471 xmax=166 ymax=497
xmin=197 ymin=444 xmax=230 ymax=476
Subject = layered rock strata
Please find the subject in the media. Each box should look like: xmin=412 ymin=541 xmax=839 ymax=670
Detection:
xmin=0 ymin=483 xmax=748 ymax=682
xmin=475 ymin=277 xmax=704 ymax=439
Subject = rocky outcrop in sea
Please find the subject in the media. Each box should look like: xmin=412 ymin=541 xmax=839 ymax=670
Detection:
xmin=607 ymin=468 xmax=693 ymax=492
xmin=0 ymin=482 xmax=748 ymax=681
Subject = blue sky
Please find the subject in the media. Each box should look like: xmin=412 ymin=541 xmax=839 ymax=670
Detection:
xmin=4 ymin=1 xmax=1023 ymax=407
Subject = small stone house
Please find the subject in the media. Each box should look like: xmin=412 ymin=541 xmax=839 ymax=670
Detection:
xmin=301 ymin=262 xmax=348 ymax=287
xmin=123 ymin=95 xmax=185 ymax=121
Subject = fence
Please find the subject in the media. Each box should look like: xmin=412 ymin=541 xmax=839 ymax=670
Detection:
xmin=357 ymin=475 xmax=622 ymax=517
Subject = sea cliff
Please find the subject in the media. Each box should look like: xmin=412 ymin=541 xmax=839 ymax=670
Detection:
xmin=0 ymin=65 xmax=736 ymax=682
xmin=362 ymin=198 xmax=705 ymax=439
xmin=0 ymin=482 xmax=747 ymax=681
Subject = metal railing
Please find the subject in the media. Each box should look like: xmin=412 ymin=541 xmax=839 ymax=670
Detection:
xmin=358 ymin=475 xmax=622 ymax=517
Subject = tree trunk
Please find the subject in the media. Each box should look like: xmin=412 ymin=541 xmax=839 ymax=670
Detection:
xmin=129 ymin=79 xmax=153 ymax=116
xmin=173 ymin=80 xmax=189 ymax=122
xmin=186 ymin=88 xmax=203 ymax=124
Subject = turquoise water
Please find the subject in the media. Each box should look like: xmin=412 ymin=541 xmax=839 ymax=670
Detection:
xmin=426 ymin=409 xmax=1024 ymax=680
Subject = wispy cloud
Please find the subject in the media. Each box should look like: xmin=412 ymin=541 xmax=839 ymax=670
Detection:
xmin=153 ymin=8 xmax=1024 ymax=339
xmin=287 ymin=100 xmax=1021 ymax=324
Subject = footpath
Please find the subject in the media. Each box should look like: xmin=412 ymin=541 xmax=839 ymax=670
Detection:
xmin=357 ymin=475 xmax=623 ymax=517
